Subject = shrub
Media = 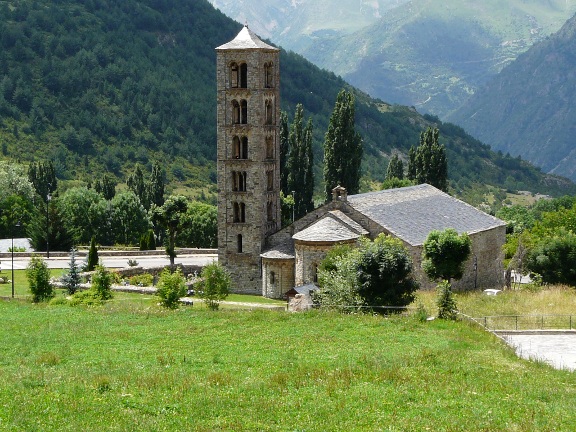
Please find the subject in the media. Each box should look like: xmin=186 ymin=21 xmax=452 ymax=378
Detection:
xmin=156 ymin=268 xmax=186 ymax=309
xmin=525 ymin=232 xmax=576 ymax=286
xmin=422 ymin=228 xmax=471 ymax=282
xmin=436 ymin=280 xmax=458 ymax=320
xmin=91 ymin=265 xmax=113 ymax=300
xmin=61 ymin=248 xmax=82 ymax=295
xmin=26 ymin=255 xmax=53 ymax=302
xmin=129 ymin=273 xmax=153 ymax=287
xmin=198 ymin=262 xmax=230 ymax=310
xmin=86 ymin=236 xmax=99 ymax=271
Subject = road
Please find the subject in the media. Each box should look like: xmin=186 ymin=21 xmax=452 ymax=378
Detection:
xmin=1 ymin=253 xmax=217 ymax=271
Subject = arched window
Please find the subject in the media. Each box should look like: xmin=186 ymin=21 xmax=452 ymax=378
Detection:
xmin=312 ymin=263 xmax=318 ymax=283
xmin=232 ymin=136 xmax=248 ymax=159
xmin=237 ymin=234 xmax=243 ymax=253
xmin=270 ymin=271 xmax=275 ymax=284
xmin=265 ymin=136 xmax=273 ymax=159
xmin=239 ymin=63 xmax=247 ymax=88
xmin=265 ymin=100 xmax=273 ymax=125
xmin=267 ymin=170 xmax=273 ymax=191
xmin=230 ymin=62 xmax=239 ymax=88
xmin=232 ymin=100 xmax=240 ymax=124
xmin=264 ymin=62 xmax=273 ymax=88
xmin=232 ymin=171 xmax=247 ymax=192
xmin=240 ymin=100 xmax=248 ymax=124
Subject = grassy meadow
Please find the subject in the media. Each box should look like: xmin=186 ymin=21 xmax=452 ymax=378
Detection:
xmin=1 ymin=293 xmax=576 ymax=431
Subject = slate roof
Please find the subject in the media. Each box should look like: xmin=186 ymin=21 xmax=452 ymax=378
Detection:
xmin=292 ymin=214 xmax=363 ymax=243
xmin=216 ymin=25 xmax=279 ymax=51
xmin=260 ymin=239 xmax=295 ymax=259
xmin=346 ymin=184 xmax=506 ymax=246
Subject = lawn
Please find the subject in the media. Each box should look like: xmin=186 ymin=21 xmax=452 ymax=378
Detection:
xmin=0 ymin=300 xmax=575 ymax=431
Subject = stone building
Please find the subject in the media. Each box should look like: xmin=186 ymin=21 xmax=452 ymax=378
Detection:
xmin=216 ymin=28 xmax=506 ymax=298
xmin=216 ymin=26 xmax=281 ymax=294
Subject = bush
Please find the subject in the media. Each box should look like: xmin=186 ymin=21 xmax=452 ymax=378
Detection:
xmin=91 ymin=265 xmax=113 ymax=300
xmin=436 ymin=281 xmax=458 ymax=320
xmin=156 ymin=268 xmax=186 ymax=309
xmin=525 ymin=232 xmax=576 ymax=286
xmin=129 ymin=273 xmax=153 ymax=287
xmin=61 ymin=248 xmax=82 ymax=295
xmin=198 ymin=262 xmax=230 ymax=310
xmin=87 ymin=236 xmax=99 ymax=271
xmin=26 ymin=255 xmax=53 ymax=302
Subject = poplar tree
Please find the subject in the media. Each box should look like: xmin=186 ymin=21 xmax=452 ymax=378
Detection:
xmin=287 ymin=104 xmax=314 ymax=219
xmin=407 ymin=127 xmax=448 ymax=192
xmin=127 ymin=164 xmax=146 ymax=207
xmin=147 ymin=161 xmax=165 ymax=208
xmin=386 ymin=154 xmax=404 ymax=180
xmin=28 ymin=160 xmax=57 ymax=202
xmin=279 ymin=111 xmax=290 ymax=196
xmin=323 ymin=90 xmax=363 ymax=201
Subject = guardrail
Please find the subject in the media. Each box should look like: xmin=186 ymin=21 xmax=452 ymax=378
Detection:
xmin=471 ymin=315 xmax=575 ymax=331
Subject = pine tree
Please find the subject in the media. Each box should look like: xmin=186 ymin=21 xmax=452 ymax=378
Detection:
xmin=62 ymin=247 xmax=82 ymax=295
xmin=386 ymin=154 xmax=404 ymax=180
xmin=323 ymin=90 xmax=363 ymax=201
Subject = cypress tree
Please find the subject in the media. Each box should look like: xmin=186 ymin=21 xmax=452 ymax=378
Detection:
xmin=279 ymin=111 xmax=290 ymax=196
xmin=323 ymin=90 xmax=363 ymax=201
xmin=147 ymin=162 xmax=165 ymax=208
xmin=127 ymin=164 xmax=147 ymax=207
xmin=87 ymin=236 xmax=99 ymax=271
xmin=407 ymin=127 xmax=448 ymax=192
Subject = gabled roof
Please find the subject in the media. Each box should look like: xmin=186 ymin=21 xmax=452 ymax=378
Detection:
xmin=292 ymin=211 xmax=366 ymax=243
xmin=346 ymin=184 xmax=506 ymax=246
xmin=216 ymin=25 xmax=279 ymax=51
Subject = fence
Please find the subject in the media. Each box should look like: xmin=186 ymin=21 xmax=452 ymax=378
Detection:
xmin=471 ymin=314 xmax=575 ymax=331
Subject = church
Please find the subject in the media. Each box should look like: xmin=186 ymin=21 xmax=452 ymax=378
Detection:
xmin=216 ymin=26 xmax=506 ymax=299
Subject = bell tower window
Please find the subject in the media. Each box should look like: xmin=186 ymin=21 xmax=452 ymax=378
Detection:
xmin=264 ymin=62 xmax=273 ymax=88
xmin=233 ymin=136 xmax=248 ymax=159
xmin=240 ymin=63 xmax=247 ymax=88
xmin=265 ymin=100 xmax=273 ymax=125
xmin=230 ymin=62 xmax=247 ymax=88
xmin=233 ymin=202 xmax=246 ymax=223
xmin=237 ymin=234 xmax=243 ymax=253
xmin=265 ymin=136 xmax=273 ymax=159
xmin=232 ymin=171 xmax=247 ymax=192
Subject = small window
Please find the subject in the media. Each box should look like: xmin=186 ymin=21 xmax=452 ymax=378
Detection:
xmin=240 ymin=100 xmax=247 ymax=124
xmin=265 ymin=100 xmax=273 ymax=125
xmin=270 ymin=271 xmax=275 ymax=284
xmin=241 ymin=136 xmax=248 ymax=159
xmin=237 ymin=234 xmax=243 ymax=253
xmin=230 ymin=62 xmax=239 ymax=88
xmin=232 ymin=100 xmax=240 ymax=124
xmin=232 ymin=171 xmax=247 ymax=192
xmin=233 ymin=202 xmax=246 ymax=223
xmin=267 ymin=170 xmax=273 ymax=191
xmin=232 ymin=136 xmax=248 ymax=159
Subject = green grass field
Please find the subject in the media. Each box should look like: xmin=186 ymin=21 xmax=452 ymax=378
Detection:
xmin=1 ymin=297 xmax=575 ymax=431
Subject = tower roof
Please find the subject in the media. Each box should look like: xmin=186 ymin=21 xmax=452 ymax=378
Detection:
xmin=216 ymin=25 xmax=279 ymax=51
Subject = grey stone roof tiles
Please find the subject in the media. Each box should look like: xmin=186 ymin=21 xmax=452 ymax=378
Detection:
xmin=292 ymin=216 xmax=362 ymax=242
xmin=260 ymin=240 xmax=295 ymax=259
xmin=327 ymin=210 xmax=368 ymax=235
xmin=216 ymin=26 xmax=279 ymax=51
xmin=346 ymin=184 xmax=506 ymax=246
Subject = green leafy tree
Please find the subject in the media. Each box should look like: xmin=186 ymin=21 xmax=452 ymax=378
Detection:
xmin=525 ymin=230 xmax=576 ymax=286
xmin=0 ymin=161 xmax=35 ymax=203
xmin=287 ymin=104 xmax=314 ymax=218
xmin=147 ymin=161 xmax=165 ymax=208
xmin=422 ymin=228 xmax=471 ymax=320
xmin=90 ymin=265 xmax=113 ymax=300
xmin=26 ymin=255 xmax=53 ymax=302
xmin=156 ymin=267 xmax=186 ymax=309
xmin=407 ymin=127 xmax=448 ymax=192
xmin=57 ymin=187 xmax=108 ymax=244
xmin=386 ymin=154 xmax=404 ymax=180
xmin=178 ymin=202 xmax=217 ymax=248
xmin=61 ymin=248 xmax=82 ymax=295
xmin=110 ymin=191 xmax=150 ymax=246
xmin=323 ymin=89 xmax=363 ymax=201
xmin=95 ymin=174 xmax=116 ymax=200
xmin=381 ymin=178 xmax=413 ymax=190
xmin=27 ymin=160 xmax=57 ymax=203
xmin=356 ymin=235 xmax=419 ymax=313
xmin=0 ymin=194 xmax=34 ymax=239
xmin=280 ymin=191 xmax=295 ymax=227
xmin=199 ymin=262 xmax=231 ymax=310
xmin=422 ymin=228 xmax=471 ymax=283
xmin=153 ymin=195 xmax=188 ymax=266
xmin=87 ymin=236 xmax=99 ymax=272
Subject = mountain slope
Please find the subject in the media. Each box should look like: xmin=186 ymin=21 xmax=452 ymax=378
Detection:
xmin=449 ymin=13 xmax=576 ymax=182
xmin=0 ymin=0 xmax=573 ymax=201
xmin=209 ymin=0 xmax=576 ymax=117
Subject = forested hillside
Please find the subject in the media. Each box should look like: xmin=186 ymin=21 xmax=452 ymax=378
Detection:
xmin=0 ymin=0 xmax=573 ymax=204
xmin=449 ymin=13 xmax=576 ymax=183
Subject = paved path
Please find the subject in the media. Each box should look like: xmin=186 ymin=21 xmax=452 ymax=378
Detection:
xmin=501 ymin=333 xmax=576 ymax=372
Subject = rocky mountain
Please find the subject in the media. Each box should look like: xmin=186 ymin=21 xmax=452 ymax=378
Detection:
xmin=449 ymin=13 xmax=576 ymax=182
xmin=209 ymin=0 xmax=576 ymax=117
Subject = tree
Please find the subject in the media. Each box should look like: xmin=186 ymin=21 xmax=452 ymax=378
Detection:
xmin=156 ymin=267 xmax=186 ymax=309
xmin=287 ymin=104 xmax=314 ymax=219
xmin=110 ymin=191 xmax=150 ymax=246
xmin=279 ymin=111 xmax=290 ymax=196
xmin=61 ymin=248 xmax=82 ymax=295
xmin=178 ymin=202 xmax=217 ymax=248
xmin=386 ymin=154 xmax=404 ymax=180
xmin=27 ymin=198 xmax=73 ymax=253
xmin=90 ymin=265 xmax=113 ymax=300
xmin=356 ymin=235 xmax=419 ymax=313
xmin=26 ymin=255 xmax=53 ymax=302
xmin=199 ymin=262 xmax=230 ymax=310
xmin=87 ymin=236 xmax=99 ymax=272
xmin=57 ymin=187 xmax=108 ymax=244
xmin=147 ymin=161 xmax=165 ymax=208
xmin=323 ymin=89 xmax=363 ymax=201
xmin=153 ymin=195 xmax=188 ymax=266
xmin=422 ymin=228 xmax=471 ymax=320
xmin=27 ymin=160 xmax=57 ymax=203
xmin=422 ymin=228 xmax=472 ymax=283
xmin=0 ymin=161 xmax=35 ymax=203
xmin=127 ymin=164 xmax=147 ymax=208
xmin=407 ymin=127 xmax=448 ymax=191
xmin=95 ymin=174 xmax=116 ymax=200
xmin=525 ymin=231 xmax=576 ymax=286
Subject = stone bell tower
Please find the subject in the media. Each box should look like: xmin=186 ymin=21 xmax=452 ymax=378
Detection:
xmin=215 ymin=26 xmax=281 ymax=294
